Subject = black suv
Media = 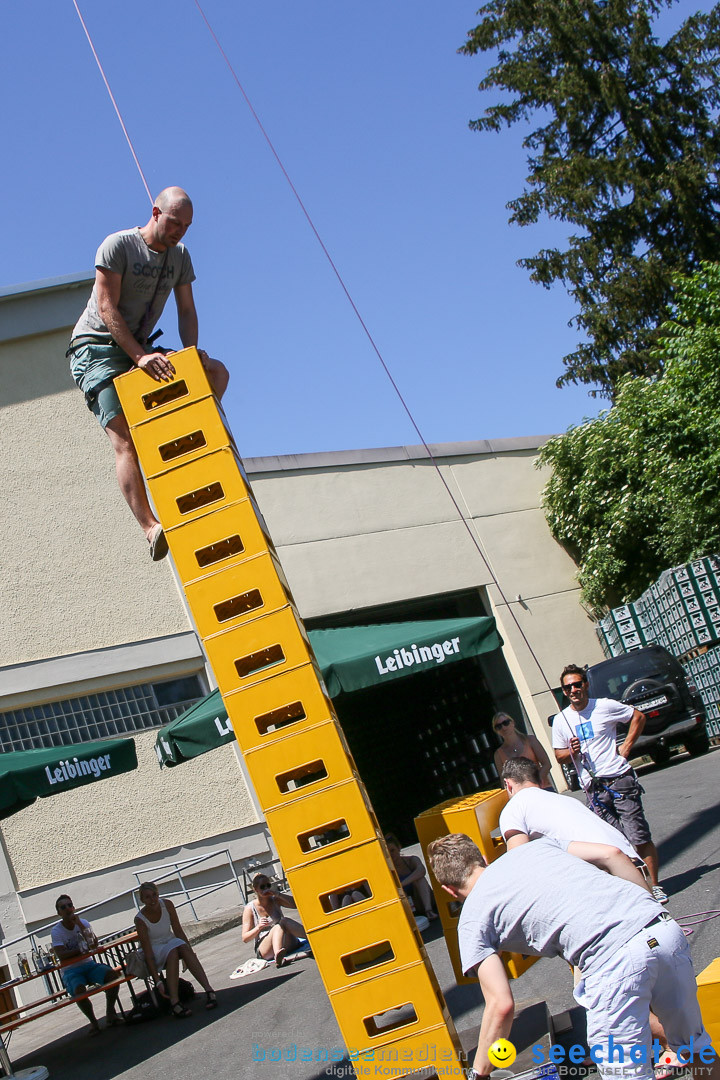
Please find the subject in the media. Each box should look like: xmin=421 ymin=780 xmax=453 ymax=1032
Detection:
xmin=586 ymin=644 xmax=710 ymax=766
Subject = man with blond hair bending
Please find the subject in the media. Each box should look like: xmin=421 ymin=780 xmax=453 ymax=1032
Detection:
xmin=428 ymin=833 xmax=711 ymax=1080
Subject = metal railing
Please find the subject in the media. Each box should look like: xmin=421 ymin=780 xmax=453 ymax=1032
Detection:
xmin=2 ymin=847 xmax=248 ymax=975
xmin=132 ymin=846 xmax=244 ymax=922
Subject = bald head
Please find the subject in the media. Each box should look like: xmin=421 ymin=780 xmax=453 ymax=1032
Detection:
xmin=155 ymin=187 xmax=192 ymax=213
xmin=143 ymin=187 xmax=193 ymax=250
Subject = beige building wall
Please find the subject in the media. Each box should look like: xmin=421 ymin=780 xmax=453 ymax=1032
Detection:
xmin=0 ymin=277 xmax=264 ymax=947
xmin=1 ymin=330 xmax=188 ymax=664
xmin=249 ymin=444 xmax=605 ymax=771
xmin=1 ymin=733 xmax=257 ymax=893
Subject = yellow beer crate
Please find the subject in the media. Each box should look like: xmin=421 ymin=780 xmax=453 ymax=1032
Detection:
xmin=415 ymin=788 xmax=508 ymax=867
xmin=184 ymin=550 xmax=294 ymax=639
xmin=285 ymin=839 xmax=404 ymax=934
xmin=223 ymin=662 xmax=336 ymax=754
xmin=147 ymin=446 xmax=253 ymax=531
xmin=166 ymin=498 xmax=275 ymax=587
xmin=307 ymin=897 xmax=426 ymax=994
xmin=265 ymin=777 xmax=380 ymax=872
xmin=697 ymin=956 xmax=720 ymax=1050
xmin=351 ymin=1023 xmax=467 ymax=1078
xmin=129 ymin=395 xmax=238 ymax=479
xmin=242 ymin=719 xmax=357 ymax=813
xmin=329 ymin=960 xmax=452 ymax=1053
xmin=115 ymin=346 xmax=214 ymax=428
xmin=203 ymin=604 xmax=315 ymax=695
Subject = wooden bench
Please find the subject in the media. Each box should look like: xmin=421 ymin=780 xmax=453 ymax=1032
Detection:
xmin=0 ymin=971 xmax=133 ymax=1034
xmin=0 ymin=931 xmax=145 ymax=1072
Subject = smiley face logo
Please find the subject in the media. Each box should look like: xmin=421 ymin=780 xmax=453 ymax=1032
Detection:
xmin=488 ymin=1038 xmax=517 ymax=1068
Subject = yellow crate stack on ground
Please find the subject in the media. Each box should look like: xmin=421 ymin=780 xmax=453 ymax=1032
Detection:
xmin=115 ymin=348 xmax=467 ymax=1079
xmin=697 ymin=957 xmax=720 ymax=1051
xmin=415 ymin=789 xmax=538 ymax=985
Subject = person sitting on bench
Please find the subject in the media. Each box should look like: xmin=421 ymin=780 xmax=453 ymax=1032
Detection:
xmin=50 ymin=894 xmax=121 ymax=1033
xmin=135 ymin=882 xmax=217 ymax=1016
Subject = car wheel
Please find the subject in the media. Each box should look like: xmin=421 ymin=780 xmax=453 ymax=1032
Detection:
xmin=685 ymin=730 xmax=710 ymax=757
xmin=650 ymin=745 xmax=671 ymax=766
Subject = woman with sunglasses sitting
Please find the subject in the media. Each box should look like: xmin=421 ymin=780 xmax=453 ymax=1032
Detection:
xmin=241 ymin=874 xmax=306 ymax=968
xmin=492 ymin=712 xmax=553 ymax=789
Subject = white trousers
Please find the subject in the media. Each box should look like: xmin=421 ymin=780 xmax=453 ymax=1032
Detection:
xmin=574 ymin=916 xmax=713 ymax=1080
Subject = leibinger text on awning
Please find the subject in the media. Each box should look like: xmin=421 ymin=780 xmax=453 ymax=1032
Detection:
xmin=375 ymin=636 xmax=461 ymax=675
xmin=45 ymin=754 xmax=113 ymax=786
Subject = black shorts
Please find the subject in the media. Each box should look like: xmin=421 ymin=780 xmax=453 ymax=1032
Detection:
xmin=255 ymin=929 xmax=270 ymax=958
xmin=586 ymin=770 xmax=652 ymax=847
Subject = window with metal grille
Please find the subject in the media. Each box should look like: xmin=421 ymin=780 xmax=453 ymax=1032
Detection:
xmin=0 ymin=675 xmax=204 ymax=752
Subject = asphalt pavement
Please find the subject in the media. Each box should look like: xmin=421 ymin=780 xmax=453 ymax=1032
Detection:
xmin=6 ymin=747 xmax=719 ymax=1080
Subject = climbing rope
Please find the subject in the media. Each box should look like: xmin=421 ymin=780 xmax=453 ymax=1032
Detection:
xmin=72 ymin=0 xmax=153 ymax=205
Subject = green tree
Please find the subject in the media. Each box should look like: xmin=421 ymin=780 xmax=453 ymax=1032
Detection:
xmin=461 ymin=0 xmax=720 ymax=396
xmin=537 ymin=262 xmax=720 ymax=612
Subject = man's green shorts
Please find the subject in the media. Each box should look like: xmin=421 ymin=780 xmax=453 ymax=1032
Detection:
xmin=68 ymin=341 xmax=133 ymax=429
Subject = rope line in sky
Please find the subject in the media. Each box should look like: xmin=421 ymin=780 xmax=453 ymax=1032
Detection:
xmin=71 ymin=0 xmax=557 ymax=700
xmin=72 ymin=0 xmax=153 ymax=205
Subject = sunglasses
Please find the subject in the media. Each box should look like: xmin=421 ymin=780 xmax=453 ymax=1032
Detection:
xmin=563 ymin=681 xmax=585 ymax=693
xmin=57 ymin=902 xmax=73 ymax=910
xmin=494 ymin=718 xmax=512 ymax=730
xmin=256 ymin=881 xmax=271 ymax=890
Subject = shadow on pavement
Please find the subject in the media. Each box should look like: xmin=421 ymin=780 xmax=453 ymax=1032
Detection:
xmin=656 ymin=803 xmax=720 ymax=866
xmin=510 ymin=1001 xmax=551 ymax=1053
xmin=443 ymin=980 xmax=488 ymax=1019
xmin=11 ymin=978 xmax=290 ymax=1080
xmin=661 ymin=861 xmax=720 ymax=897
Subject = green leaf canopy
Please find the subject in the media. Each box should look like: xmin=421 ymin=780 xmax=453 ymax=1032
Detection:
xmin=156 ymin=616 xmax=502 ymax=767
xmin=538 ymin=262 xmax=720 ymax=611
xmin=461 ymin=0 xmax=720 ymax=396
xmin=0 ymin=738 xmax=138 ymax=819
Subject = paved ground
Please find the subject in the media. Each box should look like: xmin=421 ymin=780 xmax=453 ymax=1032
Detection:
xmin=5 ymin=747 xmax=719 ymax=1080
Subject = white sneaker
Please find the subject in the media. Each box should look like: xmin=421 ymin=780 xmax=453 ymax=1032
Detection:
xmin=652 ymin=885 xmax=669 ymax=905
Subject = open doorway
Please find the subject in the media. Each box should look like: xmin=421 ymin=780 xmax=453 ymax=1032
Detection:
xmin=306 ymin=588 xmax=527 ymax=845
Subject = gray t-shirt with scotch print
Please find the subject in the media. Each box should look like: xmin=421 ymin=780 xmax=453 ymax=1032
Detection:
xmin=72 ymin=228 xmax=195 ymax=345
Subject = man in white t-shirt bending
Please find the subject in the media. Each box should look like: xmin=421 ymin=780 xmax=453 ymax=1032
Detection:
xmin=500 ymin=758 xmax=692 ymax=1070
xmin=499 ymin=757 xmax=650 ymax=892
xmin=552 ymin=663 xmax=665 ymax=903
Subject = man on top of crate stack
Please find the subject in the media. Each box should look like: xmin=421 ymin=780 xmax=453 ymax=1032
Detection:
xmin=551 ymin=663 xmax=667 ymax=904
xmin=67 ymin=187 xmax=229 ymax=561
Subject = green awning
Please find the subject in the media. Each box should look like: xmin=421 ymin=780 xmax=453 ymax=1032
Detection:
xmin=155 ymin=688 xmax=231 ymax=768
xmin=0 ymin=737 xmax=138 ymax=819
xmin=310 ymin=615 xmax=502 ymax=696
xmin=155 ymin=615 xmax=502 ymax=767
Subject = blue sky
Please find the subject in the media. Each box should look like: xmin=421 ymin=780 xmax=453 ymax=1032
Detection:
xmin=3 ymin=0 xmax=683 ymax=458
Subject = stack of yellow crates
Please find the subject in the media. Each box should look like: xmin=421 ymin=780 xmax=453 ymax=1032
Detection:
xmin=116 ymin=348 xmax=467 ymax=1079
xmin=415 ymin=790 xmax=538 ymax=985
xmin=696 ymin=957 xmax=720 ymax=1051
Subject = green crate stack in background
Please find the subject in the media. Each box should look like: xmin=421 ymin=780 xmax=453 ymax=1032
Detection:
xmin=595 ymin=556 xmax=720 ymax=739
